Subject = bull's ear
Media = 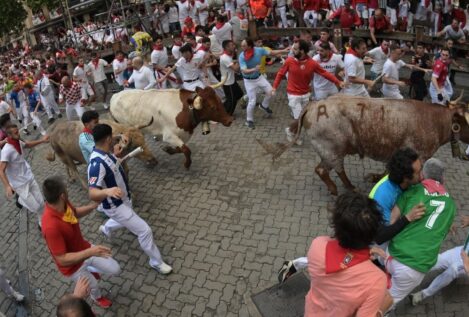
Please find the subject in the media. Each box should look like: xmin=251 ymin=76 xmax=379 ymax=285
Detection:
xmin=195 ymin=87 xmax=203 ymax=94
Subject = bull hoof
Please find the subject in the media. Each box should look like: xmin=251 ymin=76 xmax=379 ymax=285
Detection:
xmin=184 ymin=160 xmax=192 ymax=169
xmin=328 ymin=188 xmax=338 ymax=196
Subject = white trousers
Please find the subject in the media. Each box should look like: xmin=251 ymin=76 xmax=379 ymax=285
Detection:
xmin=244 ymin=76 xmax=272 ymax=122
xmin=41 ymin=96 xmax=61 ymax=119
xmin=65 ymin=100 xmax=85 ymax=121
xmin=303 ymin=10 xmax=318 ymax=27
xmin=101 ymin=201 xmax=164 ymax=267
xmin=182 ymin=79 xmax=205 ymax=91
xmin=429 ymin=80 xmax=453 ymax=105
xmin=17 ymin=105 xmax=30 ymax=130
xmin=80 ymin=82 xmax=95 ymax=99
xmin=342 ymin=86 xmax=370 ymax=97
xmin=276 ymin=6 xmax=288 ymax=28
xmin=30 ymin=112 xmax=46 ymax=135
xmin=421 ymin=246 xmax=467 ymax=298
xmin=14 ymin=179 xmax=44 ymax=225
xmin=386 ymin=257 xmax=425 ymax=306
xmin=287 ymin=93 xmax=310 ymax=119
xmin=314 ymin=86 xmax=339 ymax=101
xmin=69 ymin=255 xmax=121 ymax=300
xmin=382 ymin=87 xmax=404 ymax=99
xmin=386 ymin=7 xmax=398 ymax=26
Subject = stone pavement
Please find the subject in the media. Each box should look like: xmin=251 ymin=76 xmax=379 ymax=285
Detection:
xmin=0 ymin=81 xmax=468 ymax=316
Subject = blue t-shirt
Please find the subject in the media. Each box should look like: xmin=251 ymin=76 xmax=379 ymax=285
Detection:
xmin=27 ymin=91 xmax=40 ymax=112
xmin=369 ymin=175 xmax=403 ymax=225
xmin=79 ymin=132 xmax=95 ymax=163
xmin=239 ymin=47 xmax=270 ymax=79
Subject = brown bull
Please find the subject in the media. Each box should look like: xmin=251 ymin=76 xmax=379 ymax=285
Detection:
xmin=259 ymin=95 xmax=469 ymax=195
xmin=46 ymin=119 xmax=157 ymax=188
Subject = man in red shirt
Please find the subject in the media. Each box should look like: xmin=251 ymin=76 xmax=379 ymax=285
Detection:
xmin=41 ymin=176 xmax=121 ymax=309
xmin=429 ymin=47 xmax=453 ymax=105
xmin=369 ymin=8 xmax=392 ymax=44
xmin=328 ymin=2 xmax=362 ymax=29
xmin=272 ymin=39 xmax=344 ymax=144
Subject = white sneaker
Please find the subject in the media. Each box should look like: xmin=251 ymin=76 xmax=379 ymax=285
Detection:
xmin=285 ymin=127 xmax=294 ymax=142
xmin=410 ymin=291 xmax=423 ymax=306
xmin=103 ymin=103 xmax=109 ymax=110
xmin=99 ymin=225 xmax=111 ymax=239
xmin=151 ymin=262 xmax=173 ymax=275
xmin=89 ymin=105 xmax=96 ymax=110
xmin=11 ymin=290 xmax=25 ymax=302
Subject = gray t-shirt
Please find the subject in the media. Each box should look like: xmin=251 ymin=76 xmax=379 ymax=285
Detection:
xmin=443 ymin=25 xmax=466 ymax=41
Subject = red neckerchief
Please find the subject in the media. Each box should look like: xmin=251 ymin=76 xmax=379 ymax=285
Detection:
xmin=154 ymin=44 xmax=164 ymax=51
xmin=174 ymin=40 xmax=182 ymax=46
xmin=78 ymin=64 xmax=84 ymax=68
xmin=381 ymin=45 xmax=389 ymax=55
xmin=346 ymin=47 xmax=361 ymax=58
xmin=186 ymin=54 xmax=193 ymax=63
xmin=215 ymin=21 xmax=225 ymax=29
xmin=237 ymin=13 xmax=245 ymax=19
xmin=421 ymin=179 xmax=447 ymax=195
xmin=325 ymin=240 xmax=370 ymax=274
xmin=197 ymin=46 xmax=209 ymax=52
xmin=425 ymin=0 xmax=430 ymax=7
xmin=321 ymin=52 xmax=333 ymax=62
xmin=6 ymin=137 xmax=21 ymax=155
xmin=116 ymin=56 xmax=124 ymax=62
xmin=82 ymin=127 xmax=93 ymax=134
xmin=199 ymin=0 xmax=205 ymax=2
xmin=244 ymin=48 xmax=255 ymax=61
xmin=92 ymin=59 xmax=99 ymax=70
xmin=223 ymin=50 xmax=232 ymax=56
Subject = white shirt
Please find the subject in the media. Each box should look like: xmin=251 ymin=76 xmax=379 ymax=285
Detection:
xmin=312 ymin=53 xmax=344 ymax=91
xmin=112 ymin=59 xmax=128 ymax=86
xmin=196 ymin=1 xmax=208 ymax=18
xmin=329 ymin=0 xmax=344 ymax=11
xmin=175 ymin=53 xmax=204 ymax=81
xmin=398 ymin=1 xmax=410 ymax=18
xmin=209 ymin=34 xmax=223 ymax=56
xmin=37 ymin=76 xmax=54 ymax=101
xmin=0 ymin=100 xmax=11 ymax=116
xmin=168 ymin=6 xmax=179 ymax=23
xmin=212 ymin=23 xmax=233 ymax=45
xmin=88 ymin=59 xmax=109 ymax=83
xmin=73 ymin=65 xmax=91 ymax=84
xmin=151 ymin=48 xmax=169 ymax=70
xmin=0 ymin=142 xmax=34 ymax=189
xmin=367 ymin=46 xmax=390 ymax=74
xmin=220 ymin=53 xmax=236 ymax=85
xmin=176 ymin=1 xmax=190 ymax=22
xmin=382 ymin=59 xmax=406 ymax=94
xmin=172 ymin=45 xmax=182 ymax=60
xmin=224 ymin=0 xmax=236 ymax=13
xmin=343 ymin=53 xmax=367 ymax=96
xmin=128 ymin=66 xmax=155 ymax=90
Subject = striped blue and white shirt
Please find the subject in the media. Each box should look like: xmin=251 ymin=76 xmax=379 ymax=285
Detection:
xmin=87 ymin=148 xmax=131 ymax=210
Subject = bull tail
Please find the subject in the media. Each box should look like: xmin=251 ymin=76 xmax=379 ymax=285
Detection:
xmin=257 ymin=106 xmax=309 ymax=161
xmin=45 ymin=149 xmax=56 ymax=162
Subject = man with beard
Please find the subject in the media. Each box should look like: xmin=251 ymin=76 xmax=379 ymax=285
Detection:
xmin=312 ymin=42 xmax=345 ymax=100
xmin=73 ymin=58 xmax=95 ymax=108
xmin=272 ymin=40 xmax=343 ymax=144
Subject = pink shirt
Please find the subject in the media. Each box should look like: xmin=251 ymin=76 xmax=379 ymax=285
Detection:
xmin=305 ymin=236 xmax=387 ymax=317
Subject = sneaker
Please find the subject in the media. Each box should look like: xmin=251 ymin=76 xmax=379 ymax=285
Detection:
xmin=18 ymin=120 xmax=22 ymax=124
xmin=285 ymin=127 xmax=294 ymax=142
xmin=89 ymin=105 xmax=96 ymax=110
xmin=23 ymin=129 xmax=30 ymax=135
xmin=11 ymin=290 xmax=25 ymax=302
xmin=57 ymin=113 xmax=63 ymax=118
xmin=33 ymin=125 xmax=37 ymax=130
xmin=15 ymin=194 xmax=22 ymax=209
xmin=410 ymin=291 xmax=423 ymax=306
xmin=258 ymin=104 xmax=273 ymax=115
xmin=151 ymin=262 xmax=173 ymax=275
xmin=245 ymin=120 xmax=255 ymax=129
xmin=99 ymin=225 xmax=111 ymax=239
xmin=277 ymin=260 xmax=297 ymax=284
xmin=103 ymin=103 xmax=109 ymax=110
xmin=93 ymin=296 xmax=112 ymax=308
xmin=47 ymin=118 xmax=55 ymax=124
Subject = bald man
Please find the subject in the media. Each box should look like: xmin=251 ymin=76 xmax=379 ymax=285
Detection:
xmin=124 ymin=57 xmax=156 ymax=90
xmin=58 ymin=76 xmax=87 ymax=120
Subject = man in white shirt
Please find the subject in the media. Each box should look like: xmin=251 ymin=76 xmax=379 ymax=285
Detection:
xmin=382 ymin=45 xmax=429 ymax=99
xmin=367 ymin=40 xmax=390 ymax=79
xmin=275 ymin=0 xmax=288 ymax=28
xmin=343 ymin=38 xmax=375 ymax=97
xmin=0 ymin=124 xmax=49 ymax=228
xmin=220 ymin=40 xmax=244 ymax=115
xmin=212 ymin=15 xmax=233 ymax=46
xmin=0 ymin=94 xmax=14 ymax=118
xmin=312 ymin=42 xmax=344 ymax=100
xmin=172 ymin=33 xmax=183 ymax=60
xmin=73 ymin=58 xmax=95 ymax=107
xmin=36 ymin=71 xmax=62 ymax=123
xmin=112 ymin=51 xmax=128 ymax=91
xmin=176 ymin=0 xmax=190 ymax=25
xmin=151 ymin=35 xmax=174 ymax=89
xmin=125 ymin=57 xmax=156 ymax=90
xmin=196 ymin=0 xmax=209 ymax=26
xmin=165 ymin=44 xmax=207 ymax=91
xmin=88 ymin=53 xmax=110 ymax=109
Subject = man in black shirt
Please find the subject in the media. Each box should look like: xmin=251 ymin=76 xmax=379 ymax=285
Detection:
xmin=410 ymin=42 xmax=431 ymax=101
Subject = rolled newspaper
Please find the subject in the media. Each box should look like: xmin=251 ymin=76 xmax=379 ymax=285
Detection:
xmin=121 ymin=146 xmax=144 ymax=162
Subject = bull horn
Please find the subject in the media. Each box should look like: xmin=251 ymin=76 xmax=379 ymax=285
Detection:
xmin=137 ymin=117 xmax=154 ymax=129
xmin=209 ymin=76 xmax=227 ymax=90
xmin=193 ymin=96 xmax=202 ymax=110
xmin=450 ymin=90 xmax=464 ymax=105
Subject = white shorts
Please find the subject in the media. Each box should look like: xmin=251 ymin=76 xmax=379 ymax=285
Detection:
xmin=382 ymin=86 xmax=403 ymax=99
xmin=287 ymin=93 xmax=311 ymax=119
xmin=386 ymin=257 xmax=425 ymax=306
xmin=315 ymin=86 xmax=339 ymax=100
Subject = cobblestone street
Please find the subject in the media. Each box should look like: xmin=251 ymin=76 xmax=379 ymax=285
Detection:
xmin=0 ymin=82 xmax=468 ymax=316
